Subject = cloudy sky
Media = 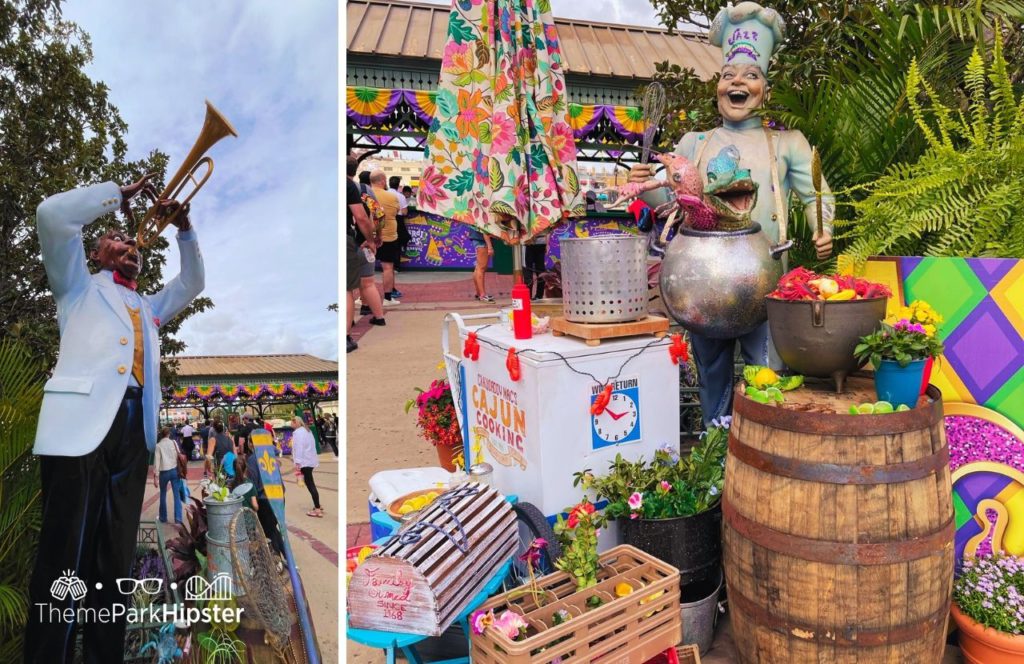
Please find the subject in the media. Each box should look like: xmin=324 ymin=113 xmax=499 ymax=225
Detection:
xmin=63 ymin=0 xmax=339 ymax=361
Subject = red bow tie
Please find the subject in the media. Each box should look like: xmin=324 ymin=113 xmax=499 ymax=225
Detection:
xmin=112 ymin=271 xmax=138 ymax=291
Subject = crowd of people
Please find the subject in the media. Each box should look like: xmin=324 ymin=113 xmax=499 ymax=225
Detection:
xmin=346 ymin=154 xmax=420 ymax=353
xmin=152 ymin=411 xmax=338 ymax=550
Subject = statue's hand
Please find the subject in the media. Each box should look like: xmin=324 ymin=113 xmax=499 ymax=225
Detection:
xmin=813 ymin=230 xmax=833 ymax=260
xmin=629 ymin=164 xmax=654 ymax=184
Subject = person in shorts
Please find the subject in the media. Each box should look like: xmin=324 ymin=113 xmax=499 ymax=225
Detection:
xmin=347 ymin=158 xmax=379 ymax=352
xmin=468 ymin=227 xmax=495 ymax=302
xmin=369 ymin=170 xmax=403 ymax=305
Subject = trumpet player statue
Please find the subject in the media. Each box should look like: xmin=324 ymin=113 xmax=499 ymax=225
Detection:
xmin=26 ymin=175 xmax=205 ymax=664
xmin=632 ymin=1 xmax=835 ymax=425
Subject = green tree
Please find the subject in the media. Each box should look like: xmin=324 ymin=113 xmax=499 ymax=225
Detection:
xmin=0 ymin=0 xmax=213 ymax=379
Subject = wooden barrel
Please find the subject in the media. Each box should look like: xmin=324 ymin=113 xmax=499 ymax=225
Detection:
xmin=723 ymin=377 xmax=954 ymax=663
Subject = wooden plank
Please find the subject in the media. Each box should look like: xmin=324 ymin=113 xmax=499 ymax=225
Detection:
xmin=550 ymin=315 xmax=669 ymax=345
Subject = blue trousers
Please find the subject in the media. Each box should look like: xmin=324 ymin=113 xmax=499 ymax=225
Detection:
xmin=690 ymin=321 xmax=769 ymax=427
xmin=159 ymin=469 xmax=182 ymax=523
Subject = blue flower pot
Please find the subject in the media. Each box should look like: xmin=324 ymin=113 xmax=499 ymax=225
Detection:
xmin=874 ymin=359 xmax=927 ymax=409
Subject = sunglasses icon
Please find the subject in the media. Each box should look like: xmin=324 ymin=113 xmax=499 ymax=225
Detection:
xmin=116 ymin=577 xmax=163 ymax=595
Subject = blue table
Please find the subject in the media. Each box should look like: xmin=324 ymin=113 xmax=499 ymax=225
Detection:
xmin=346 ymin=558 xmax=512 ymax=664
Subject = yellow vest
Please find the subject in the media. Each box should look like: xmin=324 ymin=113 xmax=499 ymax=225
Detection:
xmin=126 ymin=306 xmax=145 ymax=386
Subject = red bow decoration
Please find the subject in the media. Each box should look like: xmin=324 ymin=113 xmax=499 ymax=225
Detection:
xmin=506 ymin=347 xmax=521 ymax=382
xmin=668 ymin=334 xmax=689 ymax=365
xmin=153 ymin=317 xmax=161 ymax=328
xmin=463 ymin=332 xmax=480 ymax=361
xmin=113 ymin=271 xmax=137 ymax=291
xmin=590 ymin=384 xmax=613 ymax=416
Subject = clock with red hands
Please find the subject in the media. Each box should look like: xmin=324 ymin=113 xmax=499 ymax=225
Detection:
xmin=591 ymin=389 xmax=640 ymax=448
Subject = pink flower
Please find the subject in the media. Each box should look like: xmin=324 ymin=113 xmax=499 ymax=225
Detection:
xmin=490 ymin=111 xmax=517 ymax=155
xmin=470 ymin=609 xmax=494 ymax=635
xmin=660 ymin=481 xmax=672 ymax=492
xmin=493 ymin=610 xmax=528 ymax=640
xmin=630 ymin=512 xmax=640 ymax=519
xmin=418 ymin=165 xmax=449 ymax=209
xmin=627 ymin=492 xmax=643 ymax=510
xmin=549 ymin=122 xmax=577 ymax=165
xmin=442 ymin=42 xmax=472 ymax=74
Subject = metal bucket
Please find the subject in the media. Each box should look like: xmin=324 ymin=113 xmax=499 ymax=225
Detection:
xmin=680 ymin=567 xmax=722 ymax=655
xmin=205 ymin=495 xmax=243 ymax=542
xmin=560 ymin=235 xmax=648 ymax=323
xmin=206 ymin=534 xmax=248 ymax=597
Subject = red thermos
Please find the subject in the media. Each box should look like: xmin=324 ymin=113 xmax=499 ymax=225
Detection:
xmin=511 ymin=282 xmax=532 ymax=340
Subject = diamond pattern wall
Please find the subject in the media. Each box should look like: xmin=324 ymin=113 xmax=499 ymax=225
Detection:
xmin=863 ymin=257 xmax=1024 ymax=430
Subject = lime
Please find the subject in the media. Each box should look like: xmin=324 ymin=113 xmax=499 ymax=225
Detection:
xmin=857 ymin=403 xmax=876 ymax=415
xmin=873 ymin=401 xmax=894 ymax=414
xmin=896 ymin=404 xmax=911 ymax=412
xmin=849 ymin=405 xmax=861 ymax=415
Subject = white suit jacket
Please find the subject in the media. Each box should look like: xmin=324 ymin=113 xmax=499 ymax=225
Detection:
xmin=34 ymin=181 xmax=205 ymax=457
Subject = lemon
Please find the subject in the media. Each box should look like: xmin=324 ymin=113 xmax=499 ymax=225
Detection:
xmin=614 ymin=582 xmax=634 ymax=597
xmin=398 ymin=503 xmax=415 ymax=515
xmin=873 ymin=401 xmax=894 ymax=414
xmin=357 ymin=546 xmax=374 ymax=564
xmin=857 ymin=403 xmax=876 ymax=414
xmin=896 ymin=404 xmax=911 ymax=412
xmin=752 ymin=367 xmax=779 ymax=389
xmin=426 ymin=492 xmax=439 ymax=501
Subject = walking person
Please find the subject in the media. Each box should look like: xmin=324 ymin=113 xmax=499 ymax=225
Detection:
xmin=389 ymin=175 xmax=410 ymax=284
xmin=206 ymin=420 xmax=234 ymax=475
xmin=290 ymin=416 xmax=322 ymax=517
xmin=369 ymin=170 xmax=403 ymax=305
xmin=347 ymin=157 xmax=385 ymax=325
xmin=180 ymin=420 xmax=194 ymax=461
xmin=153 ymin=428 xmax=183 ymax=525
xmin=468 ymin=227 xmax=495 ymax=302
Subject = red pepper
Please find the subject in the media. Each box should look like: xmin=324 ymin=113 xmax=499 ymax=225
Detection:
xmin=590 ymin=384 xmax=612 ymax=416
xmin=668 ymin=333 xmax=689 ymax=365
xmin=506 ymin=347 xmax=521 ymax=382
xmin=463 ymin=332 xmax=480 ymax=361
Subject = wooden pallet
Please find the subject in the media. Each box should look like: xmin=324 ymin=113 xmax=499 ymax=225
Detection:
xmin=550 ymin=315 xmax=670 ymax=346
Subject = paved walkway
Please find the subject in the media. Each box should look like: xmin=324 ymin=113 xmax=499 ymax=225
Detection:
xmin=344 ymin=270 xmax=964 ymax=663
xmin=144 ymin=451 xmax=339 ymax=661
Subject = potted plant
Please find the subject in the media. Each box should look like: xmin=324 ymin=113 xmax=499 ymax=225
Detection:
xmin=405 ymin=378 xmax=462 ymax=471
xmin=883 ymin=300 xmax=944 ymax=395
xmin=854 ymin=317 xmax=944 ymax=409
xmin=951 ymin=555 xmax=1024 ymax=662
xmin=574 ymin=420 xmax=728 ymax=588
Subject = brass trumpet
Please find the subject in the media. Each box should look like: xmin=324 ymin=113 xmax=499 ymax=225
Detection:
xmin=135 ymin=100 xmax=238 ymax=247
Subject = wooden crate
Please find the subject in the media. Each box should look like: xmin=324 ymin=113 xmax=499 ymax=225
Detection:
xmin=676 ymin=644 xmax=701 ymax=664
xmin=470 ymin=545 xmax=681 ymax=664
xmin=347 ymin=482 xmax=517 ymax=636
xmin=550 ymin=315 xmax=670 ymax=346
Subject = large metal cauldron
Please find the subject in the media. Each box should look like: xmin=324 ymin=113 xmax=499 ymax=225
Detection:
xmin=767 ymin=296 xmax=887 ymax=392
xmin=660 ymin=224 xmax=783 ymax=339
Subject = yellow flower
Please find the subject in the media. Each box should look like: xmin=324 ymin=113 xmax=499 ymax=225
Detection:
xmin=923 ymin=324 xmax=937 ymax=337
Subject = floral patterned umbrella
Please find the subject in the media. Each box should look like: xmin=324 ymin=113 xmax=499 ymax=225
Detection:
xmin=418 ymin=0 xmax=586 ymax=243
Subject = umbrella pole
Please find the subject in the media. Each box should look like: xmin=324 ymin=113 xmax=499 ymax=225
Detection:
xmin=513 ymin=242 xmax=524 ymax=285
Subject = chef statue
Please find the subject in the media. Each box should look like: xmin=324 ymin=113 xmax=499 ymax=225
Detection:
xmin=25 ymin=175 xmax=204 ymax=664
xmin=632 ymin=1 xmax=835 ymax=425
